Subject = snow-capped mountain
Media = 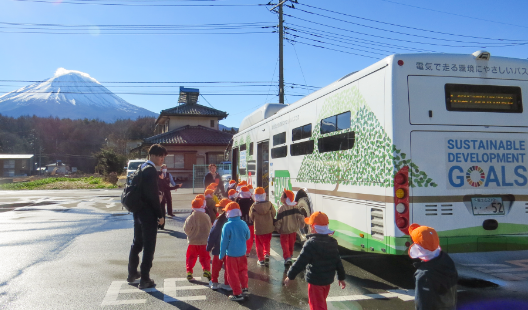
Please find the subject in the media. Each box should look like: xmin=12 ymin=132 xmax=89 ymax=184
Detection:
xmin=0 ymin=68 xmax=158 ymax=122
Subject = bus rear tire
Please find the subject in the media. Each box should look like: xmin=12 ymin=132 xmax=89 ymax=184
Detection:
xmin=297 ymin=197 xmax=311 ymax=243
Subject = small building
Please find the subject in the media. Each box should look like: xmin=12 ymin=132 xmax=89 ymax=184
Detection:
xmin=0 ymin=154 xmax=34 ymax=177
xmin=138 ymin=87 xmax=233 ymax=180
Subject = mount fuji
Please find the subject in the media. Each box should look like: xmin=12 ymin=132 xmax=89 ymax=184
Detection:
xmin=0 ymin=68 xmax=158 ymax=122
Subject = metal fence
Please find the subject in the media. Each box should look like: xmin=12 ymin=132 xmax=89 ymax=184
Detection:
xmin=192 ymin=163 xmax=232 ymax=194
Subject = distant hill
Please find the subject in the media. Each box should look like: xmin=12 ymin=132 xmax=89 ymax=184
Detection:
xmin=219 ymin=124 xmax=238 ymax=132
xmin=0 ymin=68 xmax=158 ymax=122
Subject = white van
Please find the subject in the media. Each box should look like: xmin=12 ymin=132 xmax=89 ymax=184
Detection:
xmin=126 ymin=159 xmax=145 ymax=185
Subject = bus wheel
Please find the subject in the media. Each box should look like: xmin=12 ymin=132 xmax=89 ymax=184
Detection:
xmin=297 ymin=197 xmax=311 ymax=243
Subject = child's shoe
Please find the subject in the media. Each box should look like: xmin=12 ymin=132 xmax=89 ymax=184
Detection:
xmin=209 ymin=281 xmax=220 ymax=290
xmin=242 ymin=288 xmax=249 ymax=295
xmin=264 ymin=254 xmax=270 ymax=263
xmin=203 ymin=270 xmax=212 ymax=281
xmin=228 ymin=294 xmax=244 ymax=301
xmin=222 ymin=284 xmax=232 ymax=291
xmin=186 ymin=272 xmax=194 ymax=281
xmin=284 ymin=257 xmax=292 ymax=266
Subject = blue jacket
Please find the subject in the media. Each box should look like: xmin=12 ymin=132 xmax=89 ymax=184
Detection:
xmin=219 ymin=216 xmax=250 ymax=259
xmin=206 ymin=213 xmax=228 ymax=256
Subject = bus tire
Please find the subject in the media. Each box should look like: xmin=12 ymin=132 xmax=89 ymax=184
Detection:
xmin=297 ymin=197 xmax=311 ymax=243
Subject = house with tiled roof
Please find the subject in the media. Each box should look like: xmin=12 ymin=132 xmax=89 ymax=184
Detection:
xmin=138 ymin=87 xmax=233 ymax=180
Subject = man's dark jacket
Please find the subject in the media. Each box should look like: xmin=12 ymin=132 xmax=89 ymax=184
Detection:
xmin=141 ymin=164 xmax=163 ymax=219
xmin=206 ymin=213 xmax=228 ymax=256
xmin=413 ymin=251 xmax=458 ymax=310
xmin=236 ymin=197 xmax=254 ymax=226
xmin=287 ymin=234 xmax=345 ymax=286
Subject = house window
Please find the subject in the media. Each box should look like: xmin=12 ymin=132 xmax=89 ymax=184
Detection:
xmin=210 ymin=120 xmax=215 ymax=128
xmin=165 ymin=154 xmax=184 ymax=169
xmin=207 ymin=153 xmax=224 ymax=164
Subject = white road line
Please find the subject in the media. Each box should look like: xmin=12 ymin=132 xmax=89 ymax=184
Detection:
xmin=327 ymin=290 xmax=415 ymax=302
xmin=269 ymin=248 xmax=283 ymax=261
xmin=163 ymin=278 xmax=207 ymax=303
xmin=101 ymin=281 xmax=146 ymax=306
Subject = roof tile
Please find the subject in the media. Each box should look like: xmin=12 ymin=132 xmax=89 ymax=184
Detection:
xmin=144 ymin=125 xmax=233 ymax=145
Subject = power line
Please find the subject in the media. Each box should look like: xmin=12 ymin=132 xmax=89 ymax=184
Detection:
xmin=284 ymin=13 xmax=528 ymax=47
xmin=0 ymin=91 xmax=306 ymax=96
xmin=286 ymin=39 xmax=380 ymax=59
xmin=12 ymin=0 xmax=265 ymax=7
xmin=286 ymin=31 xmax=388 ymax=56
xmin=296 ymin=4 xmax=528 ymax=42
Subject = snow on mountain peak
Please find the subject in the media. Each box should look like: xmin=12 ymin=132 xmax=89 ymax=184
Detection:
xmin=53 ymin=68 xmax=100 ymax=84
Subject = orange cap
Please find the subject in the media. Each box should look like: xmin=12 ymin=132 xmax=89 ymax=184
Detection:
xmin=228 ymin=189 xmax=236 ymax=196
xmin=207 ymin=183 xmax=218 ymax=190
xmin=195 ymin=194 xmax=205 ymax=200
xmin=255 ymin=187 xmax=265 ymax=195
xmin=204 ymin=189 xmax=214 ymax=196
xmin=409 ymin=224 xmax=439 ymax=251
xmin=192 ymin=198 xmax=204 ymax=209
xmin=247 ymin=184 xmax=253 ymax=189
xmin=304 ymin=211 xmax=329 ymax=226
xmin=229 ymin=180 xmax=236 ymax=184
xmin=283 ymin=189 xmax=295 ymax=202
xmin=224 ymin=201 xmax=240 ymax=212
xmin=241 ymin=186 xmax=249 ymax=192
xmin=216 ymin=198 xmax=231 ymax=208
xmin=237 ymin=181 xmax=247 ymax=187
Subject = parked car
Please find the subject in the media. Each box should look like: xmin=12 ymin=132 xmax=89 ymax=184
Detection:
xmin=126 ymin=159 xmax=144 ymax=185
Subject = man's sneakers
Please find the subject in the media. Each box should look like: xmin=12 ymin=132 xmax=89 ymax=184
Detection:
xmin=257 ymin=260 xmax=266 ymax=266
xmin=228 ymin=294 xmax=244 ymax=301
xmin=209 ymin=281 xmax=220 ymax=290
xmin=242 ymin=288 xmax=249 ymax=295
xmin=126 ymin=272 xmax=140 ymax=283
xmin=186 ymin=272 xmax=194 ymax=281
xmin=203 ymin=270 xmax=212 ymax=281
xmin=138 ymin=279 xmax=156 ymax=289
xmin=221 ymin=284 xmax=232 ymax=291
xmin=284 ymin=257 xmax=293 ymax=266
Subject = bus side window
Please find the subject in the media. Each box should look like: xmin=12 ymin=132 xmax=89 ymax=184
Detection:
xmin=318 ymin=131 xmax=355 ymax=153
xmin=321 ymin=111 xmax=351 ymax=134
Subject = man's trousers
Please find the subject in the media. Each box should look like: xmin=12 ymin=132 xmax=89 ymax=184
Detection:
xmin=128 ymin=209 xmax=158 ymax=281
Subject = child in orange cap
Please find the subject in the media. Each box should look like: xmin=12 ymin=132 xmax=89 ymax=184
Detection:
xmin=228 ymin=179 xmax=237 ymax=191
xmin=284 ymin=211 xmax=346 ymax=310
xmin=408 ymin=223 xmax=458 ymax=310
xmin=206 ymin=198 xmax=232 ymax=291
xmin=219 ymin=202 xmax=251 ymax=301
xmin=236 ymin=186 xmax=255 ymax=257
xmin=249 ymin=187 xmax=276 ymax=266
xmin=183 ymin=198 xmax=212 ymax=281
xmin=236 ymin=181 xmax=247 ymax=193
xmin=275 ymin=189 xmax=305 ymax=265
xmin=204 ymin=189 xmax=217 ymax=224
xmin=228 ymin=189 xmax=237 ymax=201
xmin=247 ymin=184 xmax=254 ymax=195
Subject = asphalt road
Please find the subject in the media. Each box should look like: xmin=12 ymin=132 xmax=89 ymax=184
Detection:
xmin=1 ymin=189 xmax=528 ymax=310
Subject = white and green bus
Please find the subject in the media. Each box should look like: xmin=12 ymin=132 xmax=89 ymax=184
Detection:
xmin=230 ymin=51 xmax=528 ymax=255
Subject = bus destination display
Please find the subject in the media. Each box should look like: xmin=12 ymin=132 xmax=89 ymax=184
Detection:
xmin=445 ymin=84 xmax=522 ymax=113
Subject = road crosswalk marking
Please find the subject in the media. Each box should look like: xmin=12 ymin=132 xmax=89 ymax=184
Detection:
xmin=164 ymin=278 xmax=207 ymax=302
xmin=463 ymin=259 xmax=528 ymax=281
xmin=327 ymin=289 xmax=415 ymax=302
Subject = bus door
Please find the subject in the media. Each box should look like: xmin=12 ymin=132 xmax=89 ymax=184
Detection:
xmin=257 ymin=141 xmax=270 ymax=196
xmin=231 ymin=147 xmax=239 ymax=182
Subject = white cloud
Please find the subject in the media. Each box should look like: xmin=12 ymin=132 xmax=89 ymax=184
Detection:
xmin=54 ymin=68 xmax=100 ymax=84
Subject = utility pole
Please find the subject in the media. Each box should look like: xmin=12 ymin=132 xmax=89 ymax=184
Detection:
xmin=270 ymin=0 xmax=287 ymax=104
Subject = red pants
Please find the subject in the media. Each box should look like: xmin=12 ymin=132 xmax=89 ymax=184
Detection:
xmin=280 ymin=232 xmax=297 ymax=259
xmin=308 ymin=283 xmax=330 ymax=310
xmin=186 ymin=245 xmax=210 ymax=274
xmin=246 ymin=225 xmax=255 ymax=255
xmin=225 ymin=255 xmax=248 ymax=296
xmin=255 ymin=233 xmax=272 ymax=261
xmin=211 ymin=255 xmax=229 ymax=284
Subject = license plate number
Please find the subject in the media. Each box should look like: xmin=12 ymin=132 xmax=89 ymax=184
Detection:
xmin=471 ymin=197 xmax=504 ymax=215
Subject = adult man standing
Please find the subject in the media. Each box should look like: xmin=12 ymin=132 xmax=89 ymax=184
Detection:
xmin=127 ymin=144 xmax=167 ymax=289
xmin=203 ymin=164 xmax=225 ymax=197
xmin=159 ymin=164 xmax=182 ymax=219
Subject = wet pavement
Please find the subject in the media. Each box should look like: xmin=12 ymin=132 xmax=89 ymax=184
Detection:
xmin=0 ymin=189 xmax=528 ymax=309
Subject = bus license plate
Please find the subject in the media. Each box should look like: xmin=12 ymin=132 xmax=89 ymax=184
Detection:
xmin=471 ymin=197 xmax=504 ymax=215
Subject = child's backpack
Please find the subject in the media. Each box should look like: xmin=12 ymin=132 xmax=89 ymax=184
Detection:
xmin=121 ymin=163 xmax=153 ymax=213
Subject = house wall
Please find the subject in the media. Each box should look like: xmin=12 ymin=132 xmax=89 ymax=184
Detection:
xmin=162 ymin=144 xmax=227 ymax=180
xmin=157 ymin=116 xmax=219 ymax=133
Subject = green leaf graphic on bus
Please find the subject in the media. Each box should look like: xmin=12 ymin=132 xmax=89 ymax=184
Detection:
xmin=296 ymin=86 xmax=435 ymax=188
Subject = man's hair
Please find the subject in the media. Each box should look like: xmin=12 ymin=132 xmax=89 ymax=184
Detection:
xmin=148 ymin=144 xmax=168 ymax=157
xmin=209 ymin=163 xmax=217 ymax=169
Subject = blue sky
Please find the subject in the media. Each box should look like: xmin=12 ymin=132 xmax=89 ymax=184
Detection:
xmin=1 ymin=0 xmax=527 ymax=128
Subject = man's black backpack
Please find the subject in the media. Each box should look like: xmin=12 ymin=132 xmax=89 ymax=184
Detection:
xmin=121 ymin=163 xmax=153 ymax=213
